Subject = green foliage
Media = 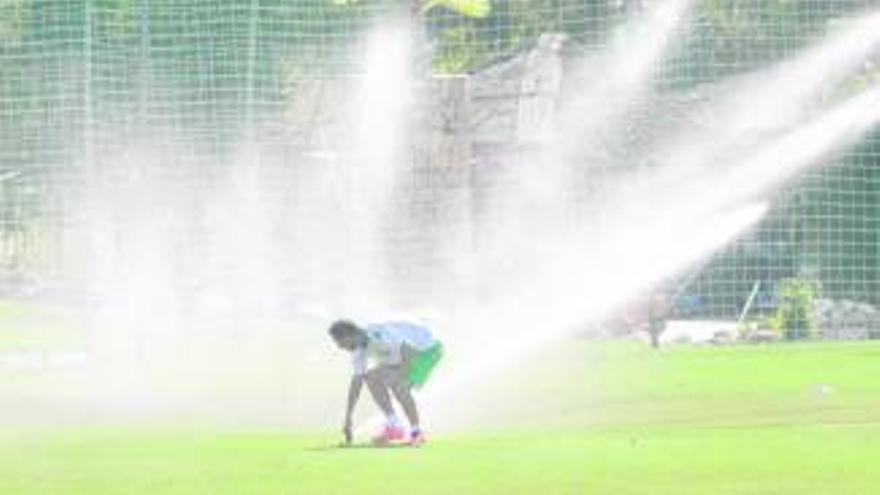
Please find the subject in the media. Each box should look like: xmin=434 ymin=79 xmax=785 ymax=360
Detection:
xmin=93 ymin=0 xmax=138 ymax=40
xmin=673 ymin=0 xmax=829 ymax=86
xmin=0 ymin=0 xmax=23 ymax=41
xmin=793 ymin=148 xmax=880 ymax=305
xmin=424 ymin=0 xmax=616 ymax=73
xmin=773 ymin=277 xmax=821 ymax=340
xmin=761 ymin=313 xmax=783 ymax=334
xmin=823 ymin=61 xmax=880 ymax=105
xmin=423 ymin=0 xmax=491 ymax=19
xmin=433 ymin=25 xmax=482 ymax=74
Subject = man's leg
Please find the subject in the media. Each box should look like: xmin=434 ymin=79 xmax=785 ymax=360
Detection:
xmin=364 ymin=367 xmax=405 ymax=442
xmin=389 ymin=377 xmax=420 ymax=431
xmin=364 ymin=367 xmax=395 ymax=417
xmin=382 ymin=366 xmax=426 ymax=445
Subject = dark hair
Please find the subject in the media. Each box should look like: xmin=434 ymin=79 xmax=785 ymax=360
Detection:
xmin=328 ymin=319 xmax=361 ymax=341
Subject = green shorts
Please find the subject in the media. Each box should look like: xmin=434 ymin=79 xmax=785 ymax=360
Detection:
xmin=407 ymin=342 xmax=443 ymax=388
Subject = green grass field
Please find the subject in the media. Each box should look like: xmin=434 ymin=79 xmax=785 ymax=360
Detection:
xmin=0 ymin=300 xmax=89 ymax=352
xmin=2 ymin=340 xmax=880 ymax=494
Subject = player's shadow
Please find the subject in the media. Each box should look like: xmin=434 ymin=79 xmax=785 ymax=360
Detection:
xmin=308 ymin=442 xmax=414 ymax=452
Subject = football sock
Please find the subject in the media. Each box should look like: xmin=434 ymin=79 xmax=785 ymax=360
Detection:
xmin=387 ymin=413 xmax=402 ymax=428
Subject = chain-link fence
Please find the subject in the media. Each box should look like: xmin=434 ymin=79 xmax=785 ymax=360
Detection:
xmin=1 ymin=1 xmax=879 ymax=338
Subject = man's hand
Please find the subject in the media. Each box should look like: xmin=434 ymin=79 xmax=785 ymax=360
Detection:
xmin=342 ymin=417 xmax=353 ymax=445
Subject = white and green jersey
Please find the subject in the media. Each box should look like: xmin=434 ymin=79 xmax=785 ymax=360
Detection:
xmin=351 ymin=321 xmax=436 ymax=376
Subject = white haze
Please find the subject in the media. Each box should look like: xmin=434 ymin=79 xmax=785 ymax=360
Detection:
xmin=10 ymin=3 xmax=880 ymax=431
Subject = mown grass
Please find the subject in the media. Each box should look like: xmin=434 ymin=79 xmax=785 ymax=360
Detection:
xmin=0 ymin=423 xmax=876 ymax=495
xmin=0 ymin=300 xmax=86 ymax=351
xmin=1 ymin=335 xmax=879 ymax=494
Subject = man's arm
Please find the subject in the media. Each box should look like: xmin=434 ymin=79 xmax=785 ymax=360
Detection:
xmin=343 ymin=374 xmax=364 ymax=443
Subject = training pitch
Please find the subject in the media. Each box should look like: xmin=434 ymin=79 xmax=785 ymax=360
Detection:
xmin=2 ymin=341 xmax=879 ymax=494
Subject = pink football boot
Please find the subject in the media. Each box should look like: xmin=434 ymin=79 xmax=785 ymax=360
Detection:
xmin=371 ymin=424 xmax=406 ymax=445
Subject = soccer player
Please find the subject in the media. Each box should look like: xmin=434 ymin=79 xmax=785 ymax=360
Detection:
xmin=328 ymin=319 xmax=443 ymax=446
